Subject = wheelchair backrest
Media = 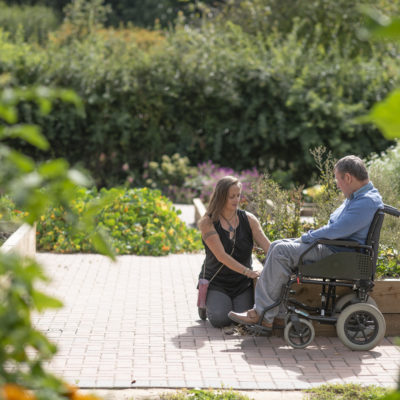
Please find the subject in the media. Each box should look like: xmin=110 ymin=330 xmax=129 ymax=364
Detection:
xmin=368 ymin=204 xmax=400 ymax=277
xmin=366 ymin=209 xmax=384 ymax=276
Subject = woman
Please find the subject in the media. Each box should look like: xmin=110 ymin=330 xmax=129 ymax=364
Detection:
xmin=198 ymin=175 xmax=271 ymax=328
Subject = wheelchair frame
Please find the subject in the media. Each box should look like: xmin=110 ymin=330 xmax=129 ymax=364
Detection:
xmin=249 ymin=204 xmax=400 ymax=351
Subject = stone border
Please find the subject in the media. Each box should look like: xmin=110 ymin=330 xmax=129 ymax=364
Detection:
xmin=193 ymin=198 xmax=206 ymax=224
xmin=0 ymin=223 xmax=36 ymax=257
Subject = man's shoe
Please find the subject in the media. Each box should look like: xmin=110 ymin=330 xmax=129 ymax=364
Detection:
xmin=228 ymin=309 xmax=272 ymax=329
xmin=273 ymin=318 xmax=285 ymax=329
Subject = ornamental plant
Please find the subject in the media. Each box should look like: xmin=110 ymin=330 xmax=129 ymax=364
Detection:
xmin=0 ymin=85 xmax=113 ymax=399
xmin=141 ymin=153 xmax=199 ymax=204
xmin=37 ymin=187 xmax=203 ymax=256
xmin=194 ymin=161 xmax=261 ymax=205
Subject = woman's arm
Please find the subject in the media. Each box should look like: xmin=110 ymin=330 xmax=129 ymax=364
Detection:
xmin=246 ymin=212 xmax=271 ymax=254
xmin=198 ymin=216 xmax=260 ymax=279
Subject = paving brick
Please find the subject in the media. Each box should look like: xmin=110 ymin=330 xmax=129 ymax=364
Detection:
xmin=33 ymin=253 xmax=400 ymax=390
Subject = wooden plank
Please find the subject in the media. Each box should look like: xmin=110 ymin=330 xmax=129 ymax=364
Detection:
xmin=291 ymin=281 xmax=400 ymax=314
xmin=313 ymin=313 xmax=400 ymax=336
xmin=286 ymin=281 xmax=400 ymax=336
xmin=371 ymin=281 xmax=400 ymax=313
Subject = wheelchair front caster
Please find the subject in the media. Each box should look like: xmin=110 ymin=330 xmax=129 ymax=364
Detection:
xmin=336 ymin=303 xmax=386 ymax=351
xmin=198 ymin=307 xmax=207 ymax=320
xmin=284 ymin=318 xmax=315 ymax=349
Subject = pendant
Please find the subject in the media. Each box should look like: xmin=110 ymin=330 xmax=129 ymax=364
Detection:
xmin=229 ymin=226 xmax=234 ymax=232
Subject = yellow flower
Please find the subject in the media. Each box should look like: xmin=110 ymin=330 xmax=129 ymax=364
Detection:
xmin=162 ymin=245 xmax=170 ymax=252
xmin=2 ymin=384 xmax=35 ymax=400
xmin=40 ymin=215 xmax=45 ymax=221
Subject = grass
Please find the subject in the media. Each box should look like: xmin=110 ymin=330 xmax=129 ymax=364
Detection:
xmin=157 ymin=389 xmax=252 ymax=400
xmin=304 ymin=383 xmax=390 ymax=399
xmin=141 ymin=385 xmax=395 ymax=400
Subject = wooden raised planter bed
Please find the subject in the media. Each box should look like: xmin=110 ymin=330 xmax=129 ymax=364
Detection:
xmin=292 ymin=281 xmax=400 ymax=336
xmin=192 ymin=198 xmax=400 ymax=336
xmin=0 ymin=223 xmax=36 ymax=257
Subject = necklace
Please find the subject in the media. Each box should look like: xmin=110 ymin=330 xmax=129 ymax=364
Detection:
xmin=221 ymin=212 xmax=237 ymax=233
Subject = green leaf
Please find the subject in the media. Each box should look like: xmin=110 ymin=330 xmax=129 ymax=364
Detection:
xmin=0 ymin=105 xmax=17 ymax=124
xmin=8 ymin=150 xmax=35 ymax=173
xmin=32 ymin=290 xmax=63 ymax=312
xmin=6 ymin=124 xmax=49 ymax=150
xmin=38 ymin=159 xmax=69 ymax=179
xmin=358 ymin=89 xmax=400 ymax=139
xmin=91 ymin=230 xmax=116 ymax=261
xmin=372 ymin=19 xmax=400 ymax=40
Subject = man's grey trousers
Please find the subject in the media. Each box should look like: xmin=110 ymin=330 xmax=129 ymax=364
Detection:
xmin=254 ymin=239 xmax=334 ymax=323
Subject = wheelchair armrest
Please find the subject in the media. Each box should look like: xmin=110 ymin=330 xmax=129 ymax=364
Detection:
xmin=298 ymin=239 xmax=373 ymax=266
xmin=316 ymin=239 xmax=359 ymax=247
xmin=316 ymin=239 xmax=372 ymax=251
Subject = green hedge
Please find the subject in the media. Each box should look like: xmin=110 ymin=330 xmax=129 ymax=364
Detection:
xmin=0 ymin=20 xmax=397 ymax=187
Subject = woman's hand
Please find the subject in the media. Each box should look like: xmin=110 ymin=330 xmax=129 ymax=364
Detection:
xmin=249 ymin=271 xmax=261 ymax=279
xmin=245 ymin=269 xmax=260 ymax=279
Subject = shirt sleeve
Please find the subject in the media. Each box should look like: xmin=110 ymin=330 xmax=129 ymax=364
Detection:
xmin=300 ymin=197 xmax=378 ymax=243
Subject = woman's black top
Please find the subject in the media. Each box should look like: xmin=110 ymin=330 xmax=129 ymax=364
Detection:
xmin=199 ymin=209 xmax=253 ymax=298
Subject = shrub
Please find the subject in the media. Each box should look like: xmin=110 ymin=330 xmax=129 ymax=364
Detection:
xmin=142 ymin=153 xmax=199 ymax=204
xmin=308 ymin=147 xmax=343 ymax=227
xmin=213 ymin=0 xmax=400 ymax=56
xmin=249 ymin=173 xmax=310 ymax=244
xmin=0 ymin=2 xmax=60 ymax=44
xmin=0 ymin=85 xmax=111 ymax=399
xmin=195 ymin=161 xmax=261 ymax=205
xmin=0 ymin=17 xmax=397 ymax=188
xmin=37 ymin=187 xmax=203 ymax=255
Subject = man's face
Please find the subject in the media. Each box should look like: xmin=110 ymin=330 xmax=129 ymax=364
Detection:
xmin=335 ymin=170 xmax=352 ymax=198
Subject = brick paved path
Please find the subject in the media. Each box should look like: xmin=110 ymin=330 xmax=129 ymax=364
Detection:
xmin=33 ymin=253 xmax=400 ymax=390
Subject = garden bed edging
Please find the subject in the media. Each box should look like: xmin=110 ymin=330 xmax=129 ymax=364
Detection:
xmin=0 ymin=223 xmax=36 ymax=258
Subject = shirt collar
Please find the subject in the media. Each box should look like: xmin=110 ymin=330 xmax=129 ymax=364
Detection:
xmin=349 ymin=181 xmax=373 ymax=200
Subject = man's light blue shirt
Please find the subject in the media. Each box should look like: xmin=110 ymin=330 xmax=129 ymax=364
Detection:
xmin=301 ymin=182 xmax=383 ymax=251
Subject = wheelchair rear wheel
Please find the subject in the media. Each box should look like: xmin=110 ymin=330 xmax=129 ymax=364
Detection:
xmin=284 ymin=318 xmax=315 ymax=349
xmin=334 ymin=293 xmax=377 ymax=313
xmin=336 ymin=303 xmax=386 ymax=351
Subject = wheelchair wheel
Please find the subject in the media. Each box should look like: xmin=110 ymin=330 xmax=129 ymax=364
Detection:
xmin=198 ymin=307 xmax=207 ymax=320
xmin=336 ymin=303 xmax=386 ymax=351
xmin=284 ymin=318 xmax=315 ymax=349
xmin=334 ymin=293 xmax=377 ymax=313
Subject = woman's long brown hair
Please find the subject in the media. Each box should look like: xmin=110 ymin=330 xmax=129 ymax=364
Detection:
xmin=206 ymin=176 xmax=241 ymax=223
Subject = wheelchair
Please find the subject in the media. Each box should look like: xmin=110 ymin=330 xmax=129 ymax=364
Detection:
xmin=248 ymin=204 xmax=400 ymax=351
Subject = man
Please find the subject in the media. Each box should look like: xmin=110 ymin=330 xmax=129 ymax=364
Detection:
xmin=228 ymin=155 xmax=383 ymax=330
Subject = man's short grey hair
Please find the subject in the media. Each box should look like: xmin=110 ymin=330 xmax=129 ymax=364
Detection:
xmin=334 ymin=155 xmax=369 ymax=181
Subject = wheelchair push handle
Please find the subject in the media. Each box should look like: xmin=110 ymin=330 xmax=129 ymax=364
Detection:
xmin=383 ymin=204 xmax=400 ymax=217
